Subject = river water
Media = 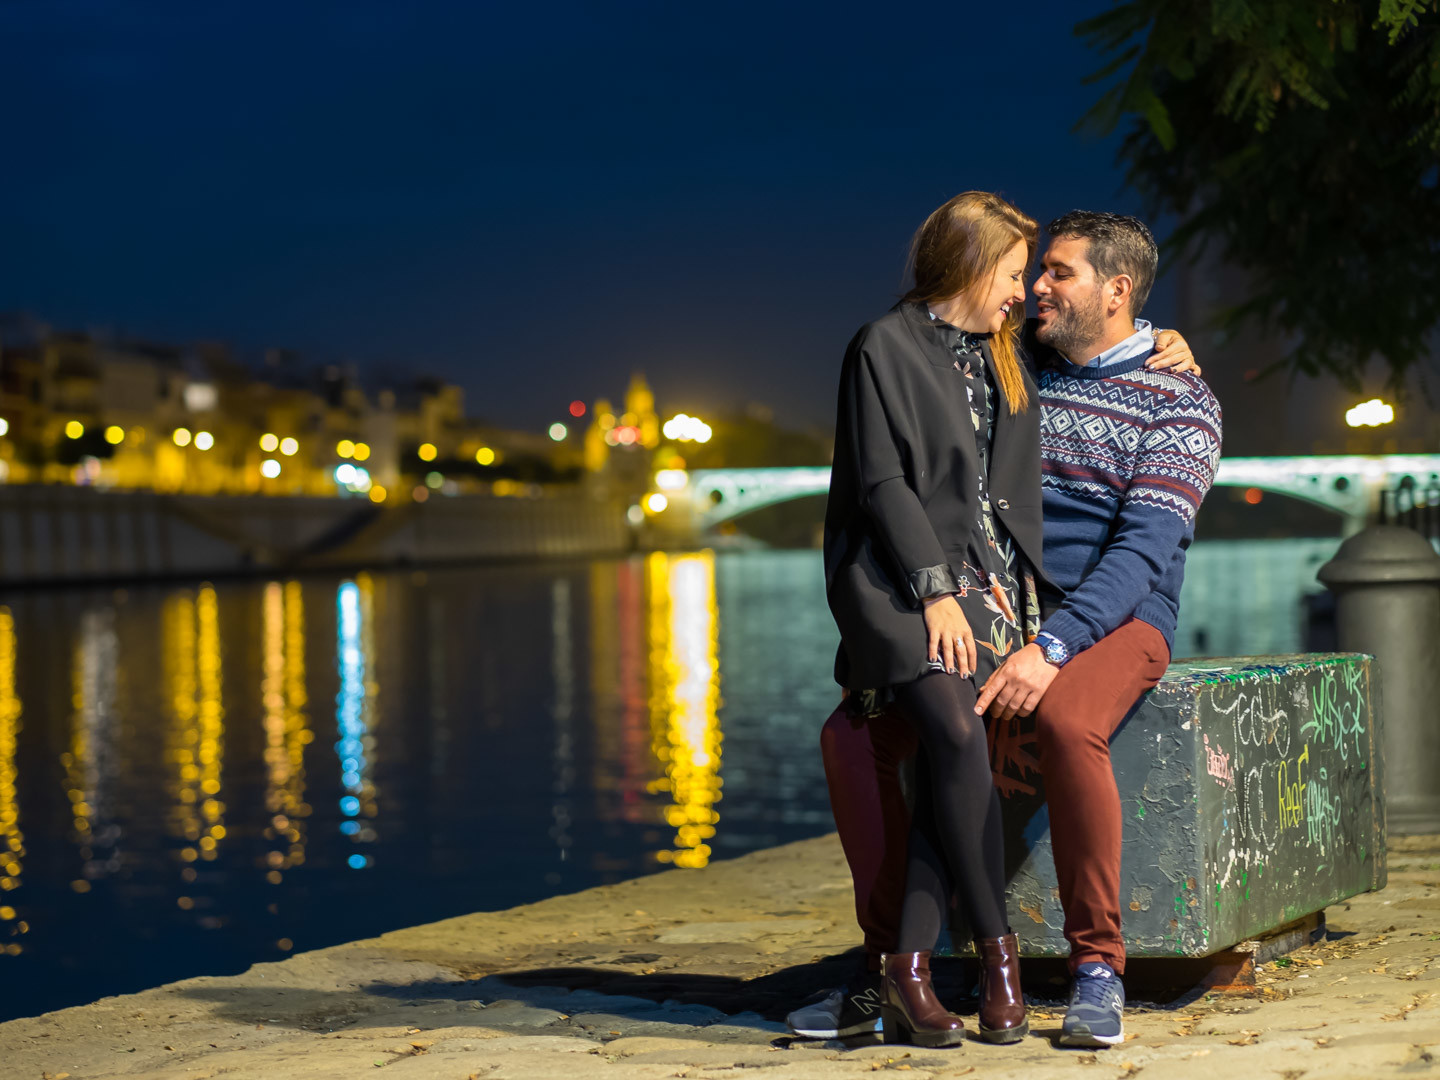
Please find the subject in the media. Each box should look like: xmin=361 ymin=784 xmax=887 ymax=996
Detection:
xmin=0 ymin=539 xmax=1340 ymax=1020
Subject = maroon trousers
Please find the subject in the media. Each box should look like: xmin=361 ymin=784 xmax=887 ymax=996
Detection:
xmin=820 ymin=618 xmax=1170 ymax=974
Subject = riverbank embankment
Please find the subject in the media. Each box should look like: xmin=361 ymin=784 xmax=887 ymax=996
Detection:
xmin=3 ymin=833 xmax=1437 ymax=1080
xmin=0 ymin=485 xmax=633 ymax=587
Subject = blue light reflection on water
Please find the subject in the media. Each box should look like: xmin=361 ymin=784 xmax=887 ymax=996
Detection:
xmin=334 ymin=575 xmax=378 ymax=867
xmin=0 ymin=540 xmax=1336 ymax=1021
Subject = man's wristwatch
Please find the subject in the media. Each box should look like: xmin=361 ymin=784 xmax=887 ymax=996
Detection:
xmin=1035 ymin=631 xmax=1070 ymax=668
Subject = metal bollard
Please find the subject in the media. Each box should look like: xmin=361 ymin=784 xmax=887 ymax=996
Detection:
xmin=1318 ymin=525 xmax=1440 ymax=836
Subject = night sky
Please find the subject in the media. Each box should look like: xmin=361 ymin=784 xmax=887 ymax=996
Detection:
xmin=1 ymin=1 xmax=1170 ymax=432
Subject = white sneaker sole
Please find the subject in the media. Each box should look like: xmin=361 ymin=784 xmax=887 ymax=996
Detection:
xmin=787 ymin=1025 xmax=839 ymax=1039
xmin=1059 ymin=1027 xmax=1125 ymax=1048
xmin=787 ymin=1018 xmax=882 ymax=1040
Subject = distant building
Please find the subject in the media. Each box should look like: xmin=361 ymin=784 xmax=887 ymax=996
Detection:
xmin=0 ymin=315 xmax=574 ymax=502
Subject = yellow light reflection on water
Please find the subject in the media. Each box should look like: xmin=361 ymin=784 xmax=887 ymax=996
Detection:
xmin=0 ymin=608 xmax=24 ymax=950
xmin=263 ymin=582 xmax=311 ymax=882
xmin=196 ymin=587 xmax=225 ymax=860
xmin=646 ymin=552 xmax=722 ymax=869
xmin=165 ymin=588 xmax=225 ymax=866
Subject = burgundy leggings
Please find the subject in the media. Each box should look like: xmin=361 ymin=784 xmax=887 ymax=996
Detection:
xmin=820 ymin=618 xmax=1170 ymax=974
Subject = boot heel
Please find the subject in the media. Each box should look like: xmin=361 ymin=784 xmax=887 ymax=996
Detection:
xmin=880 ymin=1006 xmax=909 ymax=1045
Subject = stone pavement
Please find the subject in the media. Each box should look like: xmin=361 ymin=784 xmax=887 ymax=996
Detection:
xmin=2 ymin=834 xmax=1436 ymax=1080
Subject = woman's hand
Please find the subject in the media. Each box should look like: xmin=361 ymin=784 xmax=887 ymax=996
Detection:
xmin=923 ymin=594 xmax=976 ymax=678
xmin=1148 ymin=329 xmax=1203 ymax=375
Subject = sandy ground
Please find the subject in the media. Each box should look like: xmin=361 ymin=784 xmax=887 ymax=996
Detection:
xmin=2 ymin=833 xmax=1436 ymax=1080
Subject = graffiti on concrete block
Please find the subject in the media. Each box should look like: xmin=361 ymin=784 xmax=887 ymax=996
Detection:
xmin=1203 ymin=733 xmax=1233 ymax=788
xmin=1301 ymin=666 xmax=1366 ymax=764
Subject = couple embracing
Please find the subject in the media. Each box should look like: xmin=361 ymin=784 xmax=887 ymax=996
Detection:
xmin=802 ymin=193 xmax=1222 ymax=1048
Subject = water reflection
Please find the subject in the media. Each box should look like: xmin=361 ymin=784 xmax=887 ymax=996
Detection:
xmin=262 ymin=581 xmax=310 ymax=884
xmin=549 ymin=578 xmax=575 ymax=875
xmin=336 ymin=575 xmax=378 ymax=863
xmin=0 ymin=608 xmax=24 ymax=954
xmin=647 ymin=552 xmax=723 ymax=869
xmin=0 ymin=539 xmax=1335 ymax=1021
xmin=163 ymin=589 xmax=225 ymax=871
xmin=69 ymin=607 xmax=120 ymax=882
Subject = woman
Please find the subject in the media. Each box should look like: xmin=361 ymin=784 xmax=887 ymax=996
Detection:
xmin=821 ymin=192 xmax=1195 ymax=1048
xmin=823 ymin=191 xmax=1041 ymax=1048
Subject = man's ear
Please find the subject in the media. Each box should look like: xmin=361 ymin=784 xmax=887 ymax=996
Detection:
xmin=1107 ymin=274 xmax=1134 ymax=316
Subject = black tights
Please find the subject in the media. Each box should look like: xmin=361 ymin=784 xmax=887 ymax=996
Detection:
xmin=892 ymin=671 xmax=1007 ymax=952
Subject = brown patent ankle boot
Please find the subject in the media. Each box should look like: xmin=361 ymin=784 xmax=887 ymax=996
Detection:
xmin=974 ymin=932 xmax=1028 ymax=1043
xmin=879 ymin=951 xmax=966 ymax=1048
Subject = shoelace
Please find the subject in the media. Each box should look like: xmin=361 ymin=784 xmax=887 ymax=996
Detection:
xmin=1073 ymin=973 xmax=1118 ymax=1010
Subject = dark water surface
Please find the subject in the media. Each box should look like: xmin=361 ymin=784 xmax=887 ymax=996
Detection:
xmin=0 ymin=539 xmax=1337 ymax=1021
xmin=0 ymin=551 xmax=843 ymax=1021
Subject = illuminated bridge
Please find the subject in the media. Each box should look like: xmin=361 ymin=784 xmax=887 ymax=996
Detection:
xmin=673 ymin=456 xmax=1440 ymax=534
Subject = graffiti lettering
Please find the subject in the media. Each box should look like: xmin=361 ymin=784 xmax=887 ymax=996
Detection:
xmin=1305 ymin=766 xmax=1343 ymax=851
xmin=1203 ymin=734 xmax=1233 ymax=788
xmin=1277 ymin=744 xmax=1308 ymax=831
xmin=1216 ymin=692 xmax=1291 ymax=757
xmin=1302 ymin=670 xmax=1366 ymax=763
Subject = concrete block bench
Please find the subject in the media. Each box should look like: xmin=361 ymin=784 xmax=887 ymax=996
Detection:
xmin=957 ymin=653 xmax=1386 ymax=960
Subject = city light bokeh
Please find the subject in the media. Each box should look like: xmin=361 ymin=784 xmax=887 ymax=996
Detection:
xmin=1346 ymin=398 xmax=1395 ymax=428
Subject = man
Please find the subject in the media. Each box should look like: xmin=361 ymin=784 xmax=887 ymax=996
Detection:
xmin=788 ymin=211 xmax=1222 ymax=1047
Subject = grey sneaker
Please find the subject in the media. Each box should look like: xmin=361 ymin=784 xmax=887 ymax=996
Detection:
xmin=785 ymin=976 xmax=884 ymax=1039
xmin=1059 ymin=962 xmax=1125 ymax=1047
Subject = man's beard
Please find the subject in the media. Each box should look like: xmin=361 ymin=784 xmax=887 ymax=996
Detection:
xmin=1035 ymin=289 xmax=1106 ymax=361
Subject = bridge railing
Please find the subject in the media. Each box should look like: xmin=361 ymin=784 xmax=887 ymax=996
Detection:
xmin=678 ymin=456 xmax=1440 ymax=535
xmin=1379 ymin=482 xmax=1440 ymax=546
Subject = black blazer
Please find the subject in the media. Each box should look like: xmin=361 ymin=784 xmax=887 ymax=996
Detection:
xmin=822 ymin=301 xmax=1048 ymax=690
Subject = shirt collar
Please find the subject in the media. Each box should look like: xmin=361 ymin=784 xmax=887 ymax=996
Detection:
xmin=925 ymin=306 xmax=987 ymax=353
xmin=1072 ymin=319 xmax=1154 ymax=370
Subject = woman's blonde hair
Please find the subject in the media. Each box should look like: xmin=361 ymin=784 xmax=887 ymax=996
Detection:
xmin=902 ymin=191 xmax=1036 ymax=413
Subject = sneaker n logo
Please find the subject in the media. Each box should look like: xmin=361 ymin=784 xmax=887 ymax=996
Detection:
xmin=848 ymin=987 xmax=882 ymax=1015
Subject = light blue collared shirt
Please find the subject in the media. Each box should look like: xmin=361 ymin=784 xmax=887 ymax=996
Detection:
xmin=1073 ymin=319 xmax=1155 ymax=370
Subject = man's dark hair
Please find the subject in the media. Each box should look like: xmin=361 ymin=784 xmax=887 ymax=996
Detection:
xmin=1046 ymin=211 xmax=1159 ymax=317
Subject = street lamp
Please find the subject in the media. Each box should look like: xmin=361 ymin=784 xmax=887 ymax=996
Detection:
xmin=662 ymin=414 xmax=712 ymax=443
xmin=1346 ymin=399 xmax=1395 ymax=428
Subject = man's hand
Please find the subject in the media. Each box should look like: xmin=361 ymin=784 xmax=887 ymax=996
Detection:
xmin=974 ymin=642 xmax=1059 ymax=720
xmin=1147 ymin=329 xmax=1203 ymax=375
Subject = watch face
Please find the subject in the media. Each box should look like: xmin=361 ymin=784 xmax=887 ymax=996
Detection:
xmin=1044 ymin=642 xmax=1067 ymax=664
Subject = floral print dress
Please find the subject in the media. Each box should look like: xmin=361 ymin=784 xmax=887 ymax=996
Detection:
xmin=931 ymin=333 xmax=1042 ymax=690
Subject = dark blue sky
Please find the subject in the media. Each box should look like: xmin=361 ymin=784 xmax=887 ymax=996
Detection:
xmin=1 ymin=1 xmax=1167 ymax=431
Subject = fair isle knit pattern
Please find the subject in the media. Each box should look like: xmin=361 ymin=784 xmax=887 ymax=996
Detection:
xmin=1037 ymin=353 xmax=1222 ymax=657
